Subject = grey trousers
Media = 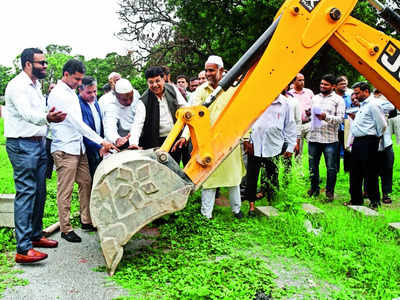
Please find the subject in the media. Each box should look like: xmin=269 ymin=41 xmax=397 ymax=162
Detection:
xmin=201 ymin=185 xmax=241 ymax=219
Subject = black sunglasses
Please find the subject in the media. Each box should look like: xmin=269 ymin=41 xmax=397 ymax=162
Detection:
xmin=30 ymin=60 xmax=48 ymax=66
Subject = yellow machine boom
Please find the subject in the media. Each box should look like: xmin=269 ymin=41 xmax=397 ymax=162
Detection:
xmin=91 ymin=0 xmax=400 ymax=274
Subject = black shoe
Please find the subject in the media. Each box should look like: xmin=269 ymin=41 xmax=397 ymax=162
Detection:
xmin=81 ymin=223 xmax=97 ymax=232
xmin=325 ymin=191 xmax=334 ymax=202
xmin=248 ymin=210 xmax=256 ymax=218
xmin=61 ymin=231 xmax=82 ymax=243
xmin=382 ymin=194 xmax=392 ymax=204
xmin=368 ymin=202 xmax=380 ymax=210
xmin=307 ymin=189 xmax=320 ymax=197
xmin=234 ymin=211 xmax=244 ymax=219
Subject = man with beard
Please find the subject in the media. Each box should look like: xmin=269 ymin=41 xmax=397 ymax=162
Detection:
xmin=173 ymin=55 xmax=245 ymax=219
xmin=307 ymin=74 xmax=345 ymax=202
xmin=4 ymin=48 xmax=67 ymax=263
xmin=129 ymin=66 xmax=187 ymax=163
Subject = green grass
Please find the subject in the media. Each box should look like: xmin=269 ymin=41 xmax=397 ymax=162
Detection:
xmin=0 ymin=115 xmax=400 ymax=298
xmin=109 ymin=143 xmax=400 ymax=299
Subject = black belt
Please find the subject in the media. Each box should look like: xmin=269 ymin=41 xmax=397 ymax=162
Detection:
xmin=9 ymin=136 xmax=44 ymax=142
xmin=302 ymin=120 xmax=310 ymax=124
xmin=353 ymin=135 xmax=379 ymax=141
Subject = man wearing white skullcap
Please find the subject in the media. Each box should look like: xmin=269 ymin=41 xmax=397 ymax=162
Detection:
xmin=173 ymin=55 xmax=245 ymax=219
xmin=103 ymin=78 xmax=143 ymax=149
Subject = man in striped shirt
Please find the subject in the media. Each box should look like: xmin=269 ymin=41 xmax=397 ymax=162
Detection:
xmin=307 ymin=74 xmax=345 ymax=202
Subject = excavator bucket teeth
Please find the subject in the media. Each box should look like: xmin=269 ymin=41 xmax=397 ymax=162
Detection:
xmin=90 ymin=149 xmax=194 ymax=275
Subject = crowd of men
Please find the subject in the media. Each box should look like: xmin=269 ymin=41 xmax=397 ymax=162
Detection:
xmin=3 ymin=47 xmax=399 ymax=264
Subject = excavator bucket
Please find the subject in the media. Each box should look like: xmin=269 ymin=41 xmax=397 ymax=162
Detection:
xmin=90 ymin=149 xmax=193 ymax=275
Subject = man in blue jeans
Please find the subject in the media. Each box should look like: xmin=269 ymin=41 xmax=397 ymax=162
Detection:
xmin=4 ymin=48 xmax=66 ymax=263
xmin=307 ymin=74 xmax=345 ymax=202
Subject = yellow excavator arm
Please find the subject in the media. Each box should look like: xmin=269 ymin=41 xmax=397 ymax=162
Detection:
xmin=90 ymin=0 xmax=400 ymax=275
xmin=163 ymin=0 xmax=400 ymax=188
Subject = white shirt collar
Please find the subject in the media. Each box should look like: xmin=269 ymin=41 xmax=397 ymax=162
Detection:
xmin=21 ymin=70 xmax=40 ymax=89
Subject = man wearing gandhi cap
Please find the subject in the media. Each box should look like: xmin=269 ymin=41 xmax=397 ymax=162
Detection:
xmin=103 ymin=78 xmax=143 ymax=149
xmin=173 ymin=55 xmax=246 ymax=219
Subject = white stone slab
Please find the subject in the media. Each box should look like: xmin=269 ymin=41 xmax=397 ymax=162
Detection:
xmin=301 ymin=203 xmax=324 ymax=214
xmin=389 ymin=223 xmax=400 ymax=230
xmin=0 ymin=194 xmax=15 ymax=227
xmin=348 ymin=205 xmax=379 ymax=216
xmin=304 ymin=220 xmax=322 ymax=236
xmin=256 ymin=206 xmax=279 ymax=217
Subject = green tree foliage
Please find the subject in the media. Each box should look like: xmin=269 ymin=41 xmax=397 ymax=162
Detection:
xmin=0 ymin=66 xmax=15 ymax=96
xmin=117 ymin=0 xmax=397 ymax=90
xmin=85 ymin=53 xmax=147 ymax=94
xmin=2 ymin=45 xmax=145 ymax=97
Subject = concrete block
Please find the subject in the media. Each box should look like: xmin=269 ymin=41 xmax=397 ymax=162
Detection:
xmin=347 ymin=205 xmax=379 ymax=216
xmin=0 ymin=194 xmax=15 ymax=227
xmin=389 ymin=223 xmax=400 ymax=231
xmin=301 ymin=203 xmax=324 ymax=214
xmin=256 ymin=206 xmax=279 ymax=217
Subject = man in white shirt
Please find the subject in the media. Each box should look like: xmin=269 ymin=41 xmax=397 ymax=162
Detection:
xmin=4 ymin=48 xmax=66 ymax=264
xmin=129 ymin=66 xmax=187 ymax=162
xmin=244 ymin=92 xmax=297 ymax=216
xmin=98 ymin=72 xmax=121 ymax=113
xmin=103 ymin=78 xmax=143 ymax=149
xmin=48 ymin=59 xmax=117 ymax=243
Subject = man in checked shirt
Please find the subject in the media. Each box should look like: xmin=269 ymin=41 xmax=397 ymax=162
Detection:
xmin=307 ymin=74 xmax=345 ymax=202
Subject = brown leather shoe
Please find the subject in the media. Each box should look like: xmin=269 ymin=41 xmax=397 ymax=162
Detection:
xmin=15 ymin=249 xmax=48 ymax=264
xmin=32 ymin=237 xmax=58 ymax=248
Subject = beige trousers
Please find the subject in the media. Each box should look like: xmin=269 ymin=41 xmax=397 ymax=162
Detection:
xmin=52 ymin=151 xmax=92 ymax=233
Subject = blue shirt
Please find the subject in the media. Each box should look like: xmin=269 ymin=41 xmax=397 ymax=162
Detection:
xmin=339 ymin=93 xmax=352 ymax=131
xmin=351 ymin=97 xmax=387 ymax=138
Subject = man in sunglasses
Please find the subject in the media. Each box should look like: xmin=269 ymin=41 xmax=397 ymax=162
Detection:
xmin=4 ymin=48 xmax=67 ymax=264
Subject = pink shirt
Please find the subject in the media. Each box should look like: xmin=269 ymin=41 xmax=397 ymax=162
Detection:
xmin=289 ymin=88 xmax=314 ymax=122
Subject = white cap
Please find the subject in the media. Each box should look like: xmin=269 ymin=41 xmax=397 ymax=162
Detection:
xmin=205 ymin=55 xmax=224 ymax=68
xmin=108 ymin=72 xmax=121 ymax=80
xmin=115 ymin=78 xmax=133 ymax=94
